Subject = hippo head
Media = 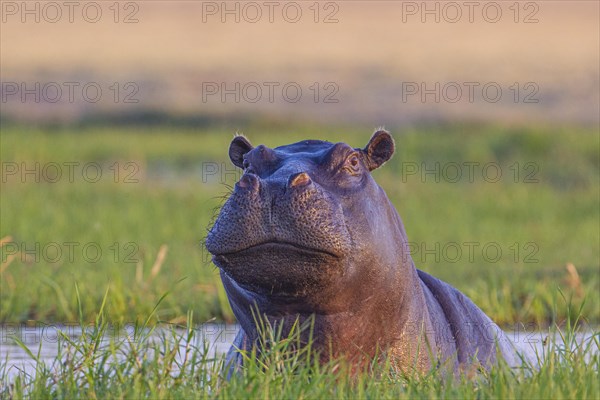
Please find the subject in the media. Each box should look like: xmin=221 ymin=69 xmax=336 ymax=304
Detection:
xmin=207 ymin=134 xmax=514 ymax=372
xmin=206 ymin=130 xmax=410 ymax=316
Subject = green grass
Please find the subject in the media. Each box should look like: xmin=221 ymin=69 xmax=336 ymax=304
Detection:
xmin=1 ymin=288 xmax=598 ymax=399
xmin=1 ymin=122 xmax=599 ymax=327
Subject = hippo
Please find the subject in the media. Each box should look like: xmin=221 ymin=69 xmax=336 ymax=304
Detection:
xmin=206 ymin=130 xmax=515 ymax=376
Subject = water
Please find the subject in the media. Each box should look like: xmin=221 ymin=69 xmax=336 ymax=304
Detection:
xmin=507 ymin=330 xmax=598 ymax=366
xmin=1 ymin=324 xmax=597 ymax=384
xmin=0 ymin=323 xmax=239 ymax=384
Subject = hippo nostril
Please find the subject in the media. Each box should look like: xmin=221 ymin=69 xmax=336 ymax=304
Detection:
xmin=238 ymin=173 xmax=259 ymax=190
xmin=289 ymin=172 xmax=312 ymax=188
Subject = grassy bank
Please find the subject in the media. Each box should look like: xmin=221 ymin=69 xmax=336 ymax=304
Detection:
xmin=0 ymin=123 xmax=598 ymax=327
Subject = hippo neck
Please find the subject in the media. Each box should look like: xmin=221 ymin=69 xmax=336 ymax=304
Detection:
xmin=223 ymin=193 xmax=437 ymax=368
xmin=298 ymin=192 xmax=438 ymax=366
xmin=227 ymin=264 xmax=436 ymax=367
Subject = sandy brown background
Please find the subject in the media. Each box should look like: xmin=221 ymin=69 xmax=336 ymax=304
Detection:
xmin=1 ymin=1 xmax=598 ymax=126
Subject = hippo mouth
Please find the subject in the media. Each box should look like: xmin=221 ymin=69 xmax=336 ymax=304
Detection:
xmin=213 ymin=241 xmax=340 ymax=259
xmin=212 ymin=240 xmax=343 ymax=297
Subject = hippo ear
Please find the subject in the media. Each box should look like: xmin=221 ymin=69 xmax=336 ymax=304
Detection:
xmin=362 ymin=130 xmax=395 ymax=171
xmin=229 ymin=135 xmax=254 ymax=168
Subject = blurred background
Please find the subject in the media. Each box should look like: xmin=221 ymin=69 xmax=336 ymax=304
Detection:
xmin=2 ymin=1 xmax=599 ymax=126
xmin=1 ymin=1 xmax=598 ymax=328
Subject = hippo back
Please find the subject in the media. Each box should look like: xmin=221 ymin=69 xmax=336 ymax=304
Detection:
xmin=417 ymin=269 xmax=517 ymax=369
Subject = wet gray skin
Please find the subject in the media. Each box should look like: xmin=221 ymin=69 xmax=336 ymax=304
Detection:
xmin=205 ymin=130 xmax=515 ymax=376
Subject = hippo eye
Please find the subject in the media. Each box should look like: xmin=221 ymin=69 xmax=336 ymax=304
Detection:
xmin=242 ymin=159 xmax=257 ymax=174
xmin=343 ymin=153 xmax=362 ymax=174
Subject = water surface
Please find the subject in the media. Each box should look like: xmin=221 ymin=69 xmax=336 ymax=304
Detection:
xmin=1 ymin=324 xmax=597 ymax=384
